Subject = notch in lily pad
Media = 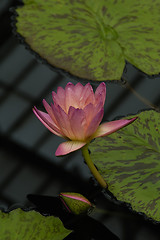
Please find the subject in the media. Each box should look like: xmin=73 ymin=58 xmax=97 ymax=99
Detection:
xmin=15 ymin=0 xmax=160 ymax=81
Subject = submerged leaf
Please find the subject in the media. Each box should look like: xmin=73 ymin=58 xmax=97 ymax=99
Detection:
xmin=0 ymin=208 xmax=71 ymax=240
xmin=15 ymin=0 xmax=160 ymax=81
xmin=89 ymin=110 xmax=160 ymax=221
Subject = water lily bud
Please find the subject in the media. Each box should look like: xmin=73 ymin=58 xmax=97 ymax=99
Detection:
xmin=59 ymin=192 xmax=93 ymax=215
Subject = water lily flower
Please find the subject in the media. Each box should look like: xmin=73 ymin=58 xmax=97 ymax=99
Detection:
xmin=33 ymin=82 xmax=137 ymax=157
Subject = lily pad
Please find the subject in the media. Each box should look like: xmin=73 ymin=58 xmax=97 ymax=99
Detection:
xmin=15 ymin=0 xmax=160 ymax=81
xmin=0 ymin=208 xmax=71 ymax=240
xmin=89 ymin=110 xmax=160 ymax=221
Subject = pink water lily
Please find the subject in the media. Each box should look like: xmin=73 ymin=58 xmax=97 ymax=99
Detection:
xmin=33 ymin=82 xmax=137 ymax=156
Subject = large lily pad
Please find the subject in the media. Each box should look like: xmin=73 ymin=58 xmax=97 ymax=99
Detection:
xmin=15 ymin=0 xmax=160 ymax=81
xmin=89 ymin=110 xmax=160 ymax=221
xmin=0 ymin=208 xmax=71 ymax=240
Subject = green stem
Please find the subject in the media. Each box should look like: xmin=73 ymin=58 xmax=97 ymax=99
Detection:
xmin=82 ymin=144 xmax=107 ymax=188
xmin=122 ymin=78 xmax=160 ymax=112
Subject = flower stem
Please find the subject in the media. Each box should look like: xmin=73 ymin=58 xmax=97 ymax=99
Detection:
xmin=82 ymin=144 xmax=107 ymax=188
xmin=122 ymin=78 xmax=160 ymax=112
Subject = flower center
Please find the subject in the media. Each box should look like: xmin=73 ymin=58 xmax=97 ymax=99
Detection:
xmin=92 ymin=12 xmax=118 ymax=41
xmin=97 ymin=22 xmax=118 ymax=41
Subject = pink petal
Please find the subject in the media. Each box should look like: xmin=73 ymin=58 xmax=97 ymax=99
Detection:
xmin=74 ymin=82 xmax=85 ymax=99
xmin=83 ymin=103 xmax=95 ymax=124
xmin=33 ymin=107 xmax=63 ymax=137
xmin=83 ymin=101 xmax=103 ymax=125
xmin=55 ymin=141 xmax=86 ymax=156
xmin=68 ymin=106 xmax=87 ymax=140
xmin=82 ymin=83 xmax=95 ymax=106
xmin=93 ymin=117 xmax=138 ymax=138
xmin=85 ymin=108 xmax=104 ymax=138
xmin=52 ymin=86 xmax=65 ymax=110
xmin=51 ymin=103 xmax=75 ymax=139
xmin=76 ymin=83 xmax=94 ymax=108
xmin=95 ymin=82 xmax=106 ymax=105
xmin=65 ymin=82 xmax=75 ymax=90
xmin=42 ymin=99 xmax=58 ymax=125
xmin=65 ymin=82 xmax=78 ymax=112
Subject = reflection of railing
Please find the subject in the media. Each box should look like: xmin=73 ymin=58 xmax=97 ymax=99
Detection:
xmin=0 ymin=1 xmax=160 ymax=239
xmin=0 ymin=136 xmax=88 ymax=207
xmin=0 ymin=0 xmax=91 ymax=209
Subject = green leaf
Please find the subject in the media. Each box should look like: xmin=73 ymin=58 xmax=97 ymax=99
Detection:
xmin=15 ymin=0 xmax=160 ymax=81
xmin=0 ymin=208 xmax=71 ymax=240
xmin=89 ymin=110 xmax=160 ymax=221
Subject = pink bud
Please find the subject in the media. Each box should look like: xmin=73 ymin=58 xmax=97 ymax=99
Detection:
xmin=59 ymin=192 xmax=93 ymax=215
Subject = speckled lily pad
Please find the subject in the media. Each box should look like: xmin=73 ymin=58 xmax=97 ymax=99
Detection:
xmin=0 ymin=208 xmax=71 ymax=240
xmin=89 ymin=110 xmax=160 ymax=221
xmin=15 ymin=0 xmax=160 ymax=81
